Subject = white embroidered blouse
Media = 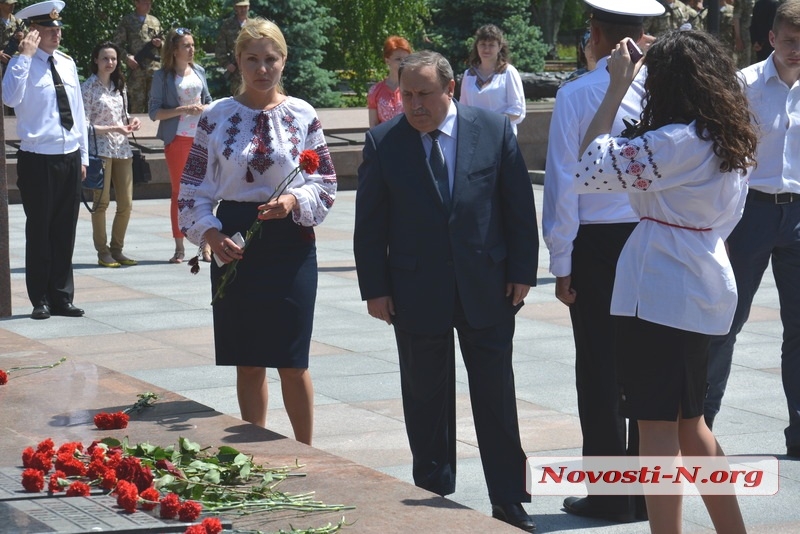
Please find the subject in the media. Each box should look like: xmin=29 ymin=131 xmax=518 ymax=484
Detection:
xmin=177 ymin=96 xmax=337 ymax=245
xmin=459 ymin=64 xmax=526 ymax=135
xmin=575 ymin=122 xmax=748 ymax=335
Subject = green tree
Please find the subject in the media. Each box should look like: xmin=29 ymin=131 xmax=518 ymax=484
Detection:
xmin=247 ymin=0 xmax=341 ymax=107
xmin=427 ymin=0 xmax=548 ymax=74
xmin=14 ymin=0 xmax=221 ymax=80
xmin=318 ymin=0 xmax=430 ymax=97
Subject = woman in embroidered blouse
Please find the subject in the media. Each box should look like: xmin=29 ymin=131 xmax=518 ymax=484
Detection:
xmin=367 ymin=35 xmax=412 ymax=128
xmin=177 ymin=18 xmax=336 ymax=445
xmin=458 ymin=24 xmax=526 ymax=135
xmin=149 ymin=27 xmax=212 ymax=264
xmin=576 ymin=31 xmax=757 ymax=533
xmin=82 ymin=42 xmax=142 ymax=268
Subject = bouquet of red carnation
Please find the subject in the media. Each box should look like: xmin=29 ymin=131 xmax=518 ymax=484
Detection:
xmin=189 ymin=149 xmax=321 ymax=304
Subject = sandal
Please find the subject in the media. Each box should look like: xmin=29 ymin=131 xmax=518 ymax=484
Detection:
xmin=169 ymin=250 xmax=185 ymax=264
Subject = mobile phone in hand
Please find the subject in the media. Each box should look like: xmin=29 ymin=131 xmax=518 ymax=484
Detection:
xmin=214 ymin=232 xmax=245 ymax=267
xmin=627 ymin=40 xmax=643 ymax=63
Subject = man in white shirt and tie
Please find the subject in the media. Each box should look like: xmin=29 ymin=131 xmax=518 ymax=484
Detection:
xmin=2 ymin=0 xmax=87 ymax=320
xmin=705 ymin=0 xmax=800 ymax=458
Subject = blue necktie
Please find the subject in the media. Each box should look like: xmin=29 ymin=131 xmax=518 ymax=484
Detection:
xmin=429 ymin=130 xmax=450 ymax=208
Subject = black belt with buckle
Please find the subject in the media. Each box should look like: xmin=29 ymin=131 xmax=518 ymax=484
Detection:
xmin=749 ymin=190 xmax=800 ymax=204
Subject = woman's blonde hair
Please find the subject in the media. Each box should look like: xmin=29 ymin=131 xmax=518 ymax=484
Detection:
xmin=234 ymin=18 xmax=287 ymax=94
xmin=161 ymin=28 xmax=194 ymax=75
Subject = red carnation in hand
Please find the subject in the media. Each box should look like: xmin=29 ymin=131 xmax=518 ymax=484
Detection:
xmin=178 ymin=499 xmax=203 ymax=522
xmin=139 ymin=487 xmax=160 ymax=511
xmin=48 ymin=470 xmax=67 ymax=493
xmin=66 ymin=481 xmax=91 ymax=497
xmin=0 ymin=369 xmax=7 ymax=385
xmin=159 ymin=492 xmax=181 ymax=519
xmin=299 ymin=149 xmax=320 ymax=174
xmin=21 ymin=468 xmax=44 ymax=492
xmin=115 ymin=480 xmax=139 ymax=513
xmin=201 ymin=517 xmax=223 ymax=534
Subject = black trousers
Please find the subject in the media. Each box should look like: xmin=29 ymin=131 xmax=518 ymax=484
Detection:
xmin=570 ymin=223 xmax=640 ymax=510
xmin=393 ymin=295 xmax=529 ymax=505
xmin=16 ymin=149 xmax=81 ymax=308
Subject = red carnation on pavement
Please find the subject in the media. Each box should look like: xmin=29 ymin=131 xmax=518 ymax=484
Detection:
xmin=94 ymin=411 xmax=129 ymax=430
xmin=116 ymin=456 xmax=153 ymax=492
xmin=200 ymin=517 xmax=223 ymax=534
xmin=100 ymin=468 xmax=118 ymax=491
xmin=55 ymin=452 xmax=86 ymax=477
xmin=21 ymin=447 xmax=35 ymax=467
xmin=0 ymin=369 xmax=7 ymax=385
xmin=30 ymin=451 xmax=53 ymax=474
xmin=66 ymin=481 xmax=91 ymax=497
xmin=139 ymin=487 xmax=160 ymax=511
xmin=21 ymin=468 xmax=44 ymax=492
xmin=57 ymin=442 xmax=84 ymax=455
xmin=115 ymin=480 xmax=139 ymax=513
xmin=184 ymin=526 xmax=206 ymax=534
xmin=178 ymin=500 xmax=203 ymax=522
xmin=48 ymin=470 xmax=67 ymax=493
xmin=36 ymin=438 xmax=55 ymax=455
xmin=159 ymin=492 xmax=181 ymax=519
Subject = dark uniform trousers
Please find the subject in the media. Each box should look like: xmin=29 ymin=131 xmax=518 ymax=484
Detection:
xmin=393 ymin=293 xmax=529 ymax=505
xmin=570 ymin=222 xmax=640 ymax=511
xmin=16 ymin=149 xmax=82 ymax=308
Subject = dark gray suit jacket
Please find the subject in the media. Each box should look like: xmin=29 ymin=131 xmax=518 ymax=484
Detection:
xmin=354 ymin=102 xmax=539 ymax=335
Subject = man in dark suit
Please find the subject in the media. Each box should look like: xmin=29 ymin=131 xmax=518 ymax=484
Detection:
xmin=353 ymin=50 xmax=539 ymax=532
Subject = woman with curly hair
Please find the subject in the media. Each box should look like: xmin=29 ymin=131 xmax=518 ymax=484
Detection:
xmin=458 ymin=24 xmax=526 ymax=135
xmin=575 ymin=30 xmax=757 ymax=533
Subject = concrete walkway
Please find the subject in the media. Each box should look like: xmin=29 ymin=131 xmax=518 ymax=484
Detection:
xmin=2 ymin=187 xmax=798 ymax=533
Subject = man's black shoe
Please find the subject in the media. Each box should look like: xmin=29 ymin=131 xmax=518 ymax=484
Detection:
xmin=491 ymin=503 xmax=536 ymax=532
xmin=50 ymin=303 xmax=84 ymax=317
xmin=563 ymin=496 xmax=643 ymax=523
xmin=31 ymin=305 xmax=50 ymax=320
xmin=787 ymin=445 xmax=800 ymax=458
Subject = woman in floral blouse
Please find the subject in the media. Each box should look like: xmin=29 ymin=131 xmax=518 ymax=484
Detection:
xmin=177 ymin=18 xmax=336 ymax=445
xmin=82 ymin=42 xmax=142 ymax=268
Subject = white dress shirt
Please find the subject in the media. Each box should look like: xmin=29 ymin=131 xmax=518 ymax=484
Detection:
xmin=542 ymin=57 xmax=644 ymax=277
xmin=2 ymin=48 xmax=88 ymax=165
xmin=575 ymin=123 xmax=748 ymax=335
xmin=740 ymin=54 xmax=800 ymax=194
xmin=459 ymin=64 xmax=526 ymax=135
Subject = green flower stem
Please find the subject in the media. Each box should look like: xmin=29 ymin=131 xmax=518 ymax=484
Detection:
xmin=211 ymin=167 xmax=303 ymax=305
xmin=7 ymin=357 xmax=67 ymax=372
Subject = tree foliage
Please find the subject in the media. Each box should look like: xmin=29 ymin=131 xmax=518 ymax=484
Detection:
xmin=317 ymin=0 xmax=430 ymax=97
xmin=247 ymin=0 xmax=341 ymax=107
xmin=427 ymin=0 xmax=548 ymax=74
xmin=13 ymin=0 xmax=221 ymax=80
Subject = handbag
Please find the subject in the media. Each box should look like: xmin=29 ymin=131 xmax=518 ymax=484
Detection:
xmin=82 ymin=126 xmax=105 ymax=212
xmin=131 ymin=145 xmax=152 ymax=185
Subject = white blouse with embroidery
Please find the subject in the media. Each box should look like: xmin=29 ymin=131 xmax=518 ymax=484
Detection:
xmin=574 ymin=122 xmax=748 ymax=335
xmin=177 ymin=96 xmax=337 ymax=245
xmin=459 ymin=64 xmax=526 ymax=134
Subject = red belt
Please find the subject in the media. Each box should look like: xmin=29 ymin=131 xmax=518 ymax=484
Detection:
xmin=640 ymin=216 xmax=711 ymax=232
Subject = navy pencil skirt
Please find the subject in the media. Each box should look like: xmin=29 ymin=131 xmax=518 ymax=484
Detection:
xmin=211 ymin=201 xmax=317 ymax=368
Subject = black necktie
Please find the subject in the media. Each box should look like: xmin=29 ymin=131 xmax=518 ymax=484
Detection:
xmin=48 ymin=56 xmax=74 ymax=131
xmin=429 ymin=130 xmax=450 ymax=208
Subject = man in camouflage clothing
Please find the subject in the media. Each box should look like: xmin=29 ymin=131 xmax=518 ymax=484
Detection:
xmin=644 ymin=0 xmax=692 ymax=36
xmin=215 ymin=0 xmax=250 ymax=96
xmin=114 ymin=0 xmax=162 ymax=113
xmin=0 ymin=0 xmax=22 ymax=115
xmin=719 ymin=0 xmax=737 ymax=59
xmin=734 ymin=0 xmax=755 ymax=67
xmin=686 ymin=0 xmax=708 ymax=29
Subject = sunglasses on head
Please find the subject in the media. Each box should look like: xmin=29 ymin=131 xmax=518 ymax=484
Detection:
xmin=173 ymin=27 xmax=191 ymax=38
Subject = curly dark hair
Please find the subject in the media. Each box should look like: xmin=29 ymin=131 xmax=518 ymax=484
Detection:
xmin=467 ymin=24 xmax=510 ymax=73
xmin=633 ymin=30 xmax=757 ymax=173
